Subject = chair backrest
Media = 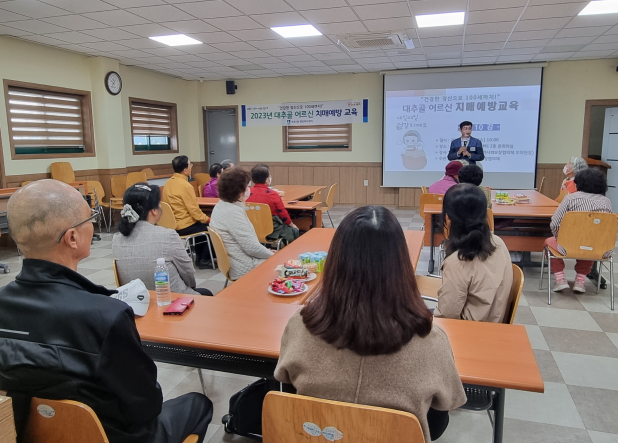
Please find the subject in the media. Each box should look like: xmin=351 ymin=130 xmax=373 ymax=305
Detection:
xmin=158 ymin=202 xmax=177 ymax=230
xmin=50 ymin=162 xmax=75 ymax=183
xmin=312 ymin=188 xmax=325 ymax=204
xmin=421 ymin=186 xmax=428 ymax=194
xmin=193 ymin=173 xmax=211 ymax=191
xmin=538 ymin=176 xmax=545 ymax=195
xmin=87 ymin=181 xmax=105 ymax=201
xmin=112 ymin=259 xmax=120 ymax=287
xmin=207 ymin=227 xmax=233 ymax=282
xmin=487 ymin=208 xmax=495 ymax=232
xmin=323 ymin=183 xmax=337 ymax=210
xmin=141 ymin=168 xmax=155 ymax=178
xmin=262 ymin=392 xmax=425 ymax=443
xmin=23 ymin=398 xmax=108 ymax=443
xmin=419 ymin=193 xmax=444 ymax=220
xmin=505 ymin=264 xmax=524 ymax=325
xmin=556 ymin=211 xmax=618 ymax=260
xmin=126 ymin=172 xmax=148 ymax=190
xmin=198 ymin=184 xmax=204 ymax=197
xmin=556 ymin=189 xmax=569 ymax=203
xmin=110 ymin=176 xmax=127 ymax=199
xmin=22 ymin=180 xmax=33 ymax=187
xmin=245 ymin=203 xmax=274 ymax=242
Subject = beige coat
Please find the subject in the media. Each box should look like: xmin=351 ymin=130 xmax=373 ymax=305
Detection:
xmin=434 ymin=235 xmax=512 ymax=323
xmin=275 ymin=312 xmax=467 ymax=442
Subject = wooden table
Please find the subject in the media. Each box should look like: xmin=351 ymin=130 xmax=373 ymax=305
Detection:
xmin=215 ymin=228 xmax=425 ymax=305
xmin=490 ymin=190 xmax=558 ymax=207
xmin=273 ymin=185 xmax=325 ymax=202
xmin=136 ymin=295 xmax=543 ymax=443
xmin=424 ymin=199 xmax=558 ymax=272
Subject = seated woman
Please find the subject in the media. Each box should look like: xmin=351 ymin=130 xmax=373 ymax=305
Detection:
xmin=560 ymin=157 xmax=588 ymax=195
xmin=246 ymin=164 xmax=299 ymax=243
xmin=202 ymin=163 xmax=222 ymax=198
xmin=275 ymin=206 xmax=466 ymax=442
xmin=433 ymin=184 xmax=512 ymax=323
xmin=209 ymin=168 xmax=274 ymax=280
xmin=112 ymin=183 xmax=213 ymax=296
xmin=458 ymin=164 xmax=491 ymax=208
xmin=546 ymin=168 xmax=613 ymax=293
xmin=428 ymin=161 xmax=463 ymax=194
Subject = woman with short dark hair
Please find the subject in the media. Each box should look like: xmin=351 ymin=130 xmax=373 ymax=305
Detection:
xmin=458 ymin=164 xmax=491 ymax=208
xmin=209 ymin=168 xmax=273 ymax=280
xmin=275 ymin=206 xmax=466 ymax=442
xmin=546 ymin=168 xmax=613 ymax=293
xmin=433 ymin=184 xmax=512 ymax=322
xmin=202 ymin=163 xmax=222 ymax=198
xmin=112 ymin=183 xmax=213 ymax=295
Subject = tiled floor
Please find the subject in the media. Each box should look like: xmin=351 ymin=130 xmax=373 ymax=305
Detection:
xmin=1 ymin=204 xmax=617 ymax=443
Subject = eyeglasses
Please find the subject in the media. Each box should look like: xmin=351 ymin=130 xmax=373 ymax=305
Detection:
xmin=56 ymin=208 xmax=99 ymax=243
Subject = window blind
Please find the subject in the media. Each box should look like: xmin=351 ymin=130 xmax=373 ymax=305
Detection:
xmin=285 ymin=124 xmax=351 ymax=149
xmin=7 ymin=86 xmax=85 ymax=148
xmin=130 ymin=101 xmax=173 ymax=137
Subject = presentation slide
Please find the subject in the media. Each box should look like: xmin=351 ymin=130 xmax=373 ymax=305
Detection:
xmin=382 ymin=67 xmax=543 ymax=188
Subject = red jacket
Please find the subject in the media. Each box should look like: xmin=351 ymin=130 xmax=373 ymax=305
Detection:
xmin=247 ymin=183 xmax=292 ymax=225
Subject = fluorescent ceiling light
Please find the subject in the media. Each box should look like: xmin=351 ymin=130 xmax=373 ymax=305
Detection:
xmin=149 ymin=34 xmax=202 ymax=46
xmin=271 ymin=24 xmax=322 ymax=38
xmin=416 ymin=12 xmax=465 ymax=28
xmin=579 ymin=0 xmax=618 ymax=15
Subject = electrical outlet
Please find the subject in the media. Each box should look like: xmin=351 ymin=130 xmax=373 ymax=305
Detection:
xmin=364 ymin=180 xmax=368 ymax=186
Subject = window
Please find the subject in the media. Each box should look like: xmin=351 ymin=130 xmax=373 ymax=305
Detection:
xmin=129 ymin=98 xmax=178 ymax=154
xmin=283 ymin=124 xmax=352 ymax=152
xmin=3 ymin=80 xmax=95 ymax=159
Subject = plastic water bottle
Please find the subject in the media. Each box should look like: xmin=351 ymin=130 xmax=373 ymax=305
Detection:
xmin=154 ymin=258 xmax=171 ymax=307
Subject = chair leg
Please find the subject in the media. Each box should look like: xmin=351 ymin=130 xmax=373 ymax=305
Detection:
xmin=327 ymin=211 xmax=334 ymax=228
xmin=197 ymin=368 xmax=208 ymax=396
xmin=539 ymin=247 xmax=546 ymax=290
xmin=597 ymin=261 xmax=603 ymax=294
xmin=224 ymin=279 xmax=229 ymax=288
xmin=611 ymin=258 xmax=614 ymax=311
xmin=547 ymin=254 xmax=552 ymax=306
xmin=205 ymin=236 xmax=215 ymax=269
xmin=108 ymin=206 xmax=112 ymax=233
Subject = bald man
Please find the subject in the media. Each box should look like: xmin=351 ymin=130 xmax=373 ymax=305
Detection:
xmin=0 ymin=180 xmax=213 ymax=443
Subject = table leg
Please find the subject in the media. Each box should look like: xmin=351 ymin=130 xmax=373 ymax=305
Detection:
xmin=587 ymin=262 xmax=607 ymax=289
xmin=312 ymin=210 xmax=317 ymax=228
xmin=493 ymin=388 xmax=505 ymax=443
xmin=428 ymin=213 xmax=436 ymax=274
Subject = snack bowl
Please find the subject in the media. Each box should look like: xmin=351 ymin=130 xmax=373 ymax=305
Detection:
xmin=268 ymin=278 xmax=308 ymax=297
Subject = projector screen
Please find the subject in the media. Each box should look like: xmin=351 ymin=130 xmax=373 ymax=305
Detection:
xmin=382 ymin=67 xmax=543 ymax=188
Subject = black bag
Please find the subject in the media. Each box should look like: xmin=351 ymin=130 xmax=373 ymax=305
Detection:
xmin=222 ymin=378 xmax=269 ymax=440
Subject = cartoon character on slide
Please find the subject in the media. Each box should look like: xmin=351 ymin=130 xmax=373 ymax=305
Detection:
xmin=401 ymin=130 xmax=427 ymax=170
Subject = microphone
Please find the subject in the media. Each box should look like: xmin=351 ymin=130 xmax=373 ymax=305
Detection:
xmin=463 ymin=140 xmax=467 ymax=148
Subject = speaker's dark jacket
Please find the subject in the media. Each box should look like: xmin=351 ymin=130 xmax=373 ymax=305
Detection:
xmin=0 ymin=259 xmax=162 ymax=443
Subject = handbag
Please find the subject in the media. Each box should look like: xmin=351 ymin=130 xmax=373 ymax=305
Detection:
xmin=222 ymin=378 xmax=269 ymax=440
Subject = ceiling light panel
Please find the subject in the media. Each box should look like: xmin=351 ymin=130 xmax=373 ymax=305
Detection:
xmin=149 ymin=34 xmax=202 ymax=46
xmin=416 ymin=12 xmax=465 ymax=28
xmin=271 ymin=24 xmax=322 ymax=38
xmin=580 ymin=0 xmax=618 ymax=15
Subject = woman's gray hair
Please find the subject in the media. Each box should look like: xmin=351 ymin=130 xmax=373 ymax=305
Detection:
xmin=570 ymin=157 xmax=588 ymax=174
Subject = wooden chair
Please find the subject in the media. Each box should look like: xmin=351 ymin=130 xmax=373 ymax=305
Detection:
xmin=537 ymin=176 xmax=545 ymax=195
xmin=207 ymin=227 xmax=235 ymax=288
xmin=193 ymin=173 xmax=211 ymax=197
xmin=312 ymin=187 xmax=326 ymax=204
xmin=21 ymin=180 xmax=33 ymax=186
xmin=83 ymin=180 xmax=108 ymax=233
xmin=487 ymin=207 xmax=495 ymax=232
xmin=108 ymin=176 xmax=127 ymax=231
xmin=159 ymin=202 xmax=215 ymax=268
xmin=556 ymin=189 xmax=568 ymax=203
xmin=126 ymin=172 xmax=148 ymax=190
xmin=23 ymin=397 xmax=198 ymax=443
xmin=245 ymin=202 xmax=282 ymax=250
xmin=141 ymin=168 xmax=155 ymax=179
xmin=318 ymin=183 xmax=338 ymax=227
xmin=112 ymin=259 xmax=120 ymax=287
xmin=421 ymin=186 xmax=428 ymax=194
xmin=419 ymin=193 xmax=444 ymax=223
xmin=262 ymin=391 xmax=425 ymax=443
xmin=506 ymin=264 xmax=524 ymax=325
xmin=50 ymin=162 xmax=75 ymax=183
xmin=540 ymin=212 xmax=617 ymax=310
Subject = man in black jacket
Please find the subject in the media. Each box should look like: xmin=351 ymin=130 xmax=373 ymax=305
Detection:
xmin=0 ymin=180 xmax=213 ymax=443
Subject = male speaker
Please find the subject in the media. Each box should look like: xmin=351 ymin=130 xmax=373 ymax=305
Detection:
xmin=447 ymin=120 xmax=485 ymax=165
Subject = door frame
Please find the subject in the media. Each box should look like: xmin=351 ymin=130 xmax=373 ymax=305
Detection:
xmin=202 ymin=106 xmax=240 ymax=170
xmin=0 ymin=124 xmax=6 ymax=188
xmin=582 ymin=99 xmax=618 ymax=158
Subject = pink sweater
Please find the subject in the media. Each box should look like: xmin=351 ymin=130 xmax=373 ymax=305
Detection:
xmin=428 ymin=176 xmax=457 ymax=195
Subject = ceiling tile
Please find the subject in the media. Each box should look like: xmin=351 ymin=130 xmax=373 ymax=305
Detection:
xmin=149 ymin=20 xmax=212 ymax=35
xmin=204 ymin=16 xmax=262 ymax=30
xmin=215 ymin=57 xmax=247 ymax=65
xmin=416 ymin=26 xmax=464 ymax=39
xmin=300 ymin=7 xmax=358 ymax=24
xmin=225 ymin=0 xmax=293 ymax=14
xmin=571 ymin=49 xmax=616 ymax=58
xmin=84 ymin=10 xmax=150 ymax=27
xmin=465 ymin=22 xmax=516 ymax=35
xmin=462 ymin=56 xmax=498 ymax=65
xmin=228 ymin=28 xmax=279 ymax=40
xmin=41 ymin=15 xmax=108 ymax=31
xmin=186 ymin=60 xmax=222 ymax=67
xmin=164 ymin=54 xmax=204 ymax=62
xmin=45 ymin=31 xmax=102 ymax=43
xmin=540 ymin=43 xmax=585 ymax=52
xmin=534 ymin=52 xmax=576 ymax=60
xmin=467 ymin=8 xmax=524 ymax=24
xmin=243 ymin=57 xmax=282 ymax=64
xmin=286 ymin=0 xmax=347 ymax=10
xmin=258 ymin=62 xmax=290 ymax=69
xmin=593 ymin=34 xmax=618 ymax=44
xmin=82 ymin=41 xmax=129 ymax=51
xmin=509 ymin=29 xmax=559 ymax=40
xmin=118 ymin=23 xmax=177 ymax=38
xmin=353 ymin=2 xmax=410 ymax=20
xmin=313 ymin=52 xmax=352 ymax=60
xmin=0 ymin=10 xmax=29 ymax=22
xmin=315 ymin=21 xmax=367 ymax=34
xmin=465 ymin=33 xmax=510 ymax=44
xmin=521 ymin=3 xmax=587 ymax=20
xmin=288 ymin=35 xmax=332 ymax=47
xmin=501 ymin=47 xmax=542 ymax=55
xmin=110 ymin=48 xmax=154 ymax=58
xmin=584 ymin=42 xmax=618 ymax=51
xmin=0 ymin=0 xmax=69 ymax=18
xmin=497 ymin=54 xmax=534 ymax=63
xmin=177 ymin=43 xmax=223 ymax=54
xmin=461 ymin=42 xmax=503 ymax=51
xmin=554 ymin=26 xmax=611 ymax=38
xmin=462 ymin=49 xmax=503 ymax=57
xmin=197 ymin=51 xmax=239 ymax=60
xmin=88 ymin=28 xmax=141 ymax=40
xmin=142 ymin=47 xmax=186 ymax=56
xmin=105 ymin=0 xmax=165 ymax=6
xmin=355 ymin=55 xmax=391 ymax=63
xmin=21 ymin=34 xmax=67 ymax=45
xmin=469 ymin=0 xmax=528 ymax=10
xmin=112 ymin=37 xmax=162 ymax=49
xmin=246 ymin=39 xmax=293 ymax=49
xmin=406 ymin=0 xmax=467 ymax=15
xmin=132 ymin=55 xmax=173 ymax=63
xmin=504 ymin=39 xmax=549 ymax=49
xmin=283 ymin=54 xmax=316 ymax=62
xmin=515 ymin=17 xmax=570 ymax=31
xmin=175 ymin=1 xmax=242 ymax=19
xmin=424 ymin=45 xmax=462 ymax=55
xmin=211 ymin=41 xmax=256 ymax=51
xmin=187 ymin=31 xmax=238 ymax=43
xmin=230 ymin=49 xmax=270 ymax=58
xmin=427 ymin=58 xmax=461 ymax=67
xmin=421 ymin=36 xmax=463 ymax=47
xmin=528 ymin=0 xmax=586 ymax=4
xmin=546 ymin=36 xmax=596 ymax=46
xmin=566 ymin=14 xmax=618 ymax=28
xmin=393 ymin=61 xmax=427 ymax=68
xmin=8 ymin=19 xmax=68 ymax=33
xmin=39 ymin=0 xmax=116 ymax=13
xmin=250 ymin=11 xmax=308 ymax=27
xmin=388 ymin=54 xmax=426 ymax=62
xmin=265 ymin=47 xmax=308 ymax=56
xmin=301 ymin=44 xmax=343 ymax=54
xmin=127 ymin=5 xmax=195 ymax=22
xmin=291 ymin=60 xmax=327 ymax=67
xmin=363 ymin=17 xmax=414 ymax=32
xmin=0 ymin=23 xmax=32 ymax=36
